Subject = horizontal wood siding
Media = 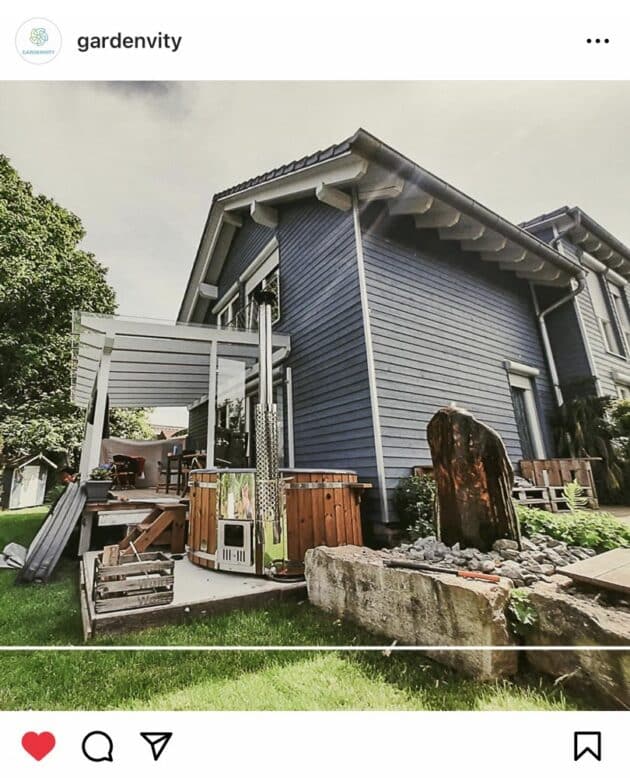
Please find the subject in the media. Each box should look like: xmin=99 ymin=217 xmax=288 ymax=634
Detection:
xmin=277 ymin=201 xmax=378 ymax=513
xmin=362 ymin=226 xmax=556 ymax=506
xmin=574 ymin=271 xmax=628 ymax=397
xmin=207 ymin=217 xmax=276 ymax=323
xmin=208 ymin=198 xmax=379 ymax=522
xmin=544 ymin=298 xmax=594 ymax=399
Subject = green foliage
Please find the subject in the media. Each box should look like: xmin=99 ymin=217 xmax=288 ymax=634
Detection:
xmin=45 ymin=483 xmax=66 ymax=505
xmin=507 ymin=589 xmax=538 ymax=637
xmin=552 ymin=395 xmax=623 ymax=498
xmin=0 ymin=155 xmax=116 ymax=465
xmin=393 ymin=474 xmax=436 ymax=537
xmin=89 ymin=466 xmax=113 ymax=481
xmin=516 ymin=504 xmax=630 ymax=552
xmin=0 ymin=508 xmax=594 ymax=711
xmin=610 ymin=399 xmax=630 ymax=438
xmin=562 ymin=479 xmax=588 ymax=512
xmin=108 ymin=408 xmax=155 ymax=440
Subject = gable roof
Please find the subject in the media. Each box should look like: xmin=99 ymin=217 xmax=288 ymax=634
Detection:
xmin=521 ymin=206 xmax=630 ymax=280
xmin=178 ymin=128 xmax=584 ymax=323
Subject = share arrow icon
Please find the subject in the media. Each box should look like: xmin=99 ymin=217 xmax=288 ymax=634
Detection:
xmin=140 ymin=732 xmax=173 ymax=761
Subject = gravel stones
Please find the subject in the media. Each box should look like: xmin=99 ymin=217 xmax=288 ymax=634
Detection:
xmin=388 ymin=533 xmax=598 ymax=586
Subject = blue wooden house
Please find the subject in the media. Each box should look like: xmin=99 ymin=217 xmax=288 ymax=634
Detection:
xmin=175 ymin=128 xmax=588 ymax=536
xmin=522 ymin=207 xmax=630 ymax=403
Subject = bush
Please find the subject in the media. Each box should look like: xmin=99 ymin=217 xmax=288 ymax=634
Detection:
xmin=393 ymin=475 xmax=436 ymax=538
xmin=516 ymin=504 xmax=630 ymax=552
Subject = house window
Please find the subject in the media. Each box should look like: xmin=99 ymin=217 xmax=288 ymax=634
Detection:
xmin=216 ymin=294 xmax=239 ymax=329
xmin=586 ymin=270 xmax=622 ymax=355
xmin=616 ymin=384 xmax=630 ymax=400
xmin=608 ymin=282 xmax=630 ymax=355
xmin=247 ymin=267 xmax=280 ymax=328
xmin=504 ymin=361 xmax=546 ymax=459
xmin=243 ymin=243 xmax=280 ymax=329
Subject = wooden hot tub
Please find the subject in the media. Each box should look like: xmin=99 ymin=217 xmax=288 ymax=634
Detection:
xmin=188 ymin=468 xmax=367 ymax=575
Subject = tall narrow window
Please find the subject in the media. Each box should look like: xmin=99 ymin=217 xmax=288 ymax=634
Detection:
xmin=586 ymin=270 xmax=622 ymax=355
xmin=608 ymin=282 xmax=630 ymax=355
xmin=510 ymin=387 xmax=535 ymax=460
xmin=504 ymin=361 xmax=546 ymax=460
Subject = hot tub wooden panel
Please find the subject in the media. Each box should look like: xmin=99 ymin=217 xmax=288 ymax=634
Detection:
xmin=188 ymin=468 xmax=366 ymax=572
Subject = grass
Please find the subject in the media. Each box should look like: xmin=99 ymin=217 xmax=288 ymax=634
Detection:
xmin=0 ymin=506 xmax=600 ymax=711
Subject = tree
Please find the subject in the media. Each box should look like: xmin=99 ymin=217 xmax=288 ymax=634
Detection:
xmin=109 ymin=408 xmax=155 ymax=441
xmin=0 ymin=155 xmax=150 ymax=465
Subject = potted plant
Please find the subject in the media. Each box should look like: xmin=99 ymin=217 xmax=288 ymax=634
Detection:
xmin=85 ymin=465 xmax=114 ymax=502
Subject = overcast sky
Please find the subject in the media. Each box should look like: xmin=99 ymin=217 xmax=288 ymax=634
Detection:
xmin=2 ymin=81 xmax=629 ymax=425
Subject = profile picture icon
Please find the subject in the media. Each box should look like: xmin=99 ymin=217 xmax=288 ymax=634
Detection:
xmin=29 ymin=28 xmax=49 ymax=46
xmin=15 ymin=18 xmax=61 ymax=64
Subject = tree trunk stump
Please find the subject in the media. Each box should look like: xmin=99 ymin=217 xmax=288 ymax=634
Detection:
xmin=427 ymin=406 xmax=521 ymax=551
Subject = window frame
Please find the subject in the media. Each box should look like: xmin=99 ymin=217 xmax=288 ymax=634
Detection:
xmin=216 ymin=293 xmax=239 ymax=329
xmin=244 ymin=247 xmax=280 ymax=329
xmin=607 ymin=281 xmax=630 ymax=357
xmin=585 ymin=269 xmax=624 ymax=356
xmin=504 ymin=361 xmax=546 ymax=459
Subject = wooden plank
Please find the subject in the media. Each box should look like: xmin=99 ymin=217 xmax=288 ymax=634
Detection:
xmin=96 ymin=574 xmax=174 ymax=596
xmin=129 ymin=508 xmax=178 ymax=554
xmin=297 ymin=472 xmax=313 ymax=560
xmin=95 ymin=591 xmax=174 ymax=613
xmin=324 ymin=479 xmax=337 ymax=547
xmin=170 ymin=508 xmax=186 ymax=553
xmin=561 ymin=548 xmax=630 ymax=595
xmin=98 ymin=559 xmax=172 ymax=577
xmin=311 ymin=472 xmax=326 ymax=547
xmin=285 ymin=481 xmax=300 ymax=561
xmin=102 ymin=545 xmax=120 ymax=567
xmin=334 ymin=475 xmax=347 ymax=545
xmin=79 ymin=560 xmax=94 ymax=641
xmin=98 ymin=509 xmax=154 ymax=527
xmin=350 ymin=474 xmax=363 ymax=545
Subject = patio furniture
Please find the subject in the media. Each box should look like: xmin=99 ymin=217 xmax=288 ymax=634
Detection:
xmin=519 ymin=457 xmax=600 ymax=510
xmin=111 ymin=455 xmax=142 ymax=490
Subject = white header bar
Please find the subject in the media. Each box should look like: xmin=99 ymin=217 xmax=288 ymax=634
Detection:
xmin=1 ymin=2 xmax=629 ymax=79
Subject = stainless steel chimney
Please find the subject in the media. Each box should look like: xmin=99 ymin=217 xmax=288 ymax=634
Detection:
xmin=252 ymin=288 xmax=283 ymax=548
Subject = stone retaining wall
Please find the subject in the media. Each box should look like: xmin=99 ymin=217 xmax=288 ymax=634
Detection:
xmin=305 ymin=545 xmax=630 ymax=706
xmin=525 ymin=581 xmax=630 ymax=707
xmin=305 ymin=545 xmax=518 ymax=679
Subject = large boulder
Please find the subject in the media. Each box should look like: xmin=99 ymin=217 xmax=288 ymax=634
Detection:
xmin=525 ymin=580 xmax=630 ymax=708
xmin=428 ymin=405 xmax=520 ymax=551
xmin=305 ymin=545 xmax=518 ymax=679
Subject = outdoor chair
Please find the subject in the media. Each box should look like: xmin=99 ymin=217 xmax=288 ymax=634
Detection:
xmin=111 ymin=454 xmax=140 ymax=490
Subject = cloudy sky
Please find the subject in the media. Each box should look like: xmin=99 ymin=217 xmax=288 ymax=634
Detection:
xmin=2 ymin=81 xmax=629 ymax=424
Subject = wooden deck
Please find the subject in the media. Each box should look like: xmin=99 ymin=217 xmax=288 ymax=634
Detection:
xmin=110 ymin=487 xmax=182 ymax=503
xmin=79 ymin=552 xmax=306 ymax=639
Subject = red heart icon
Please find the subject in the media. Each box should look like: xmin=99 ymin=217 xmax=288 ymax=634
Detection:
xmin=22 ymin=731 xmax=56 ymax=761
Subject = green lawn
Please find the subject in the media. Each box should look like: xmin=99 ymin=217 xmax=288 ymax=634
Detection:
xmin=0 ymin=506 xmax=598 ymax=711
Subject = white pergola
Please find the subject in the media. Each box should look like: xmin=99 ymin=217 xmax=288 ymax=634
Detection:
xmin=71 ymin=312 xmax=291 ymax=478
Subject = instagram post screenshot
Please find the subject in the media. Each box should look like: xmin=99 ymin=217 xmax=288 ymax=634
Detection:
xmin=0 ymin=1 xmax=628 ymax=771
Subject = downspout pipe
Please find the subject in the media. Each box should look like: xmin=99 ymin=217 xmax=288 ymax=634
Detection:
xmin=530 ymin=273 xmax=586 ymax=408
xmin=528 ymin=215 xmax=586 ymax=408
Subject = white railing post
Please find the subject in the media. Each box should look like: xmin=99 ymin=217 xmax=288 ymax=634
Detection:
xmin=206 ymin=339 xmax=218 ymax=467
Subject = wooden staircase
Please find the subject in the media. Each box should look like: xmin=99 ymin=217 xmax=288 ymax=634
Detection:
xmin=119 ymin=504 xmax=186 ymax=556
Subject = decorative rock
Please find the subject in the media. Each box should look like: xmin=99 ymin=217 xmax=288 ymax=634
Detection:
xmin=493 ymin=539 xmax=520 ymax=552
xmin=497 ymin=561 xmax=522 ymax=580
xmin=428 ymin=406 xmax=520 ymax=551
xmin=526 ymin=580 xmax=630 ymax=708
xmin=305 ymin=545 xmax=518 ymax=679
xmin=390 ymin=534 xmax=601 ymax=587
